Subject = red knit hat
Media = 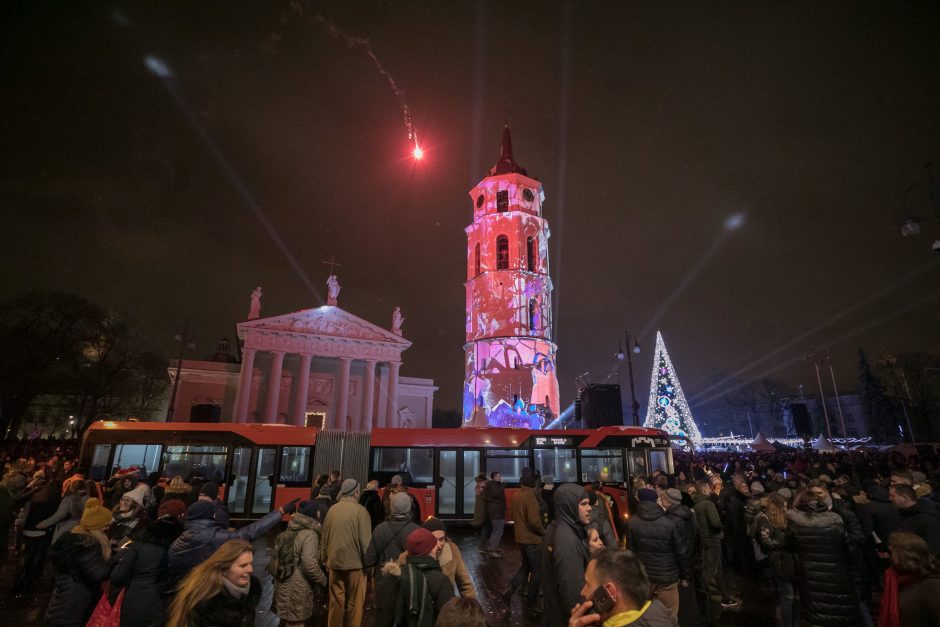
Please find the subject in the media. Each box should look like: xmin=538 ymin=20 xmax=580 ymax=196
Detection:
xmin=406 ymin=528 xmax=437 ymax=556
xmin=157 ymin=499 xmax=186 ymax=520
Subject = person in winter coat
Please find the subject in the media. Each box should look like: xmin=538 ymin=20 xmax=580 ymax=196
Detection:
xmin=109 ymin=499 xmax=185 ymax=627
xmin=860 ymin=484 xmax=902 ymax=546
xmin=540 ymin=482 xmax=593 ymax=627
xmin=321 ymin=479 xmax=373 ymax=627
xmin=588 ymin=489 xmax=618 ymax=548
xmin=268 ymin=501 xmax=328 ymax=627
xmin=366 ymin=492 xmax=421 ymax=627
xmin=719 ymin=476 xmax=753 ymax=572
xmin=167 ymin=539 xmax=261 ymax=627
xmin=879 ymin=531 xmax=940 ymax=627
xmin=0 ymin=473 xmax=27 ymax=564
xmin=626 ymin=488 xmax=691 ymax=620
xmin=168 ymin=497 xmax=297 ymax=581
xmin=691 ymin=480 xmax=738 ymax=609
xmin=567 ymin=548 xmax=677 ymax=627
xmin=45 ymin=498 xmax=114 ymax=627
xmin=109 ymin=484 xmax=150 ymax=548
xmin=472 ymin=473 xmax=490 ymax=543
xmin=755 ymin=494 xmax=797 ymax=627
xmin=420 ymin=517 xmax=476 ymax=598
xmin=37 ymin=477 xmax=90 ymax=544
xmin=787 ymin=492 xmax=860 ymax=626
xmin=381 ymin=527 xmax=455 ymax=627
xmin=361 ymin=480 xmax=385 ymax=530
xmin=13 ymin=478 xmax=60 ymax=593
xmin=161 ymin=476 xmax=194 ymax=506
xmin=504 ymin=474 xmax=545 ymax=611
xmin=892 ymin=484 xmax=940 ymax=556
xmin=662 ymin=487 xmax=700 ymax=627
xmin=484 ymin=471 xmax=507 ymax=556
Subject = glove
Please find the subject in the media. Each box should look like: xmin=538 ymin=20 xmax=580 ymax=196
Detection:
xmin=281 ymin=498 xmax=301 ymax=515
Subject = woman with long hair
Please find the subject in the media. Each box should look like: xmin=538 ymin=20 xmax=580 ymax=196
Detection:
xmin=755 ymin=493 xmax=797 ymax=627
xmin=167 ymin=539 xmax=260 ymax=627
xmin=878 ymin=532 xmax=940 ymax=627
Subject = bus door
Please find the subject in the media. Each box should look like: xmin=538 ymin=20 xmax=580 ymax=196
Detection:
xmin=436 ymin=449 xmax=480 ymax=519
xmin=226 ymin=446 xmax=277 ymax=517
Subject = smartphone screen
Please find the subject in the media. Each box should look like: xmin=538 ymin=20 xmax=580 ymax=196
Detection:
xmin=591 ymin=585 xmax=614 ymax=615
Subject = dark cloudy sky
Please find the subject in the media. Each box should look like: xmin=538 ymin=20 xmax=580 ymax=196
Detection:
xmin=4 ymin=1 xmax=940 ymax=420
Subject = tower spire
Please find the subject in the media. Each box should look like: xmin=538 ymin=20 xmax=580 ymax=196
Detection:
xmin=488 ymin=124 xmax=527 ymax=176
xmin=500 ymin=124 xmax=513 ymax=161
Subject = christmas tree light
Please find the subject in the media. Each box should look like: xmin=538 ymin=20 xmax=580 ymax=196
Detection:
xmin=644 ymin=331 xmax=702 ymax=447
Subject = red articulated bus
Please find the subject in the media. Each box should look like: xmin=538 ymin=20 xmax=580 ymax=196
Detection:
xmin=80 ymin=421 xmax=673 ymax=529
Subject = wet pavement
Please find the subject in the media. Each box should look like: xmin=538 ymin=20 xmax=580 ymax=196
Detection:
xmin=0 ymin=524 xmax=782 ymax=626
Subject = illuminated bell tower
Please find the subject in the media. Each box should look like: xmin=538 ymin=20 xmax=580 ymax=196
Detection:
xmin=463 ymin=126 xmax=560 ymax=428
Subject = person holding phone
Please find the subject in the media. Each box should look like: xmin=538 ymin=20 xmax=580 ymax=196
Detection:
xmin=568 ymin=548 xmax=676 ymax=627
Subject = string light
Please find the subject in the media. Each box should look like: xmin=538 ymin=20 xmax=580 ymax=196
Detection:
xmin=644 ymin=330 xmax=703 ymax=447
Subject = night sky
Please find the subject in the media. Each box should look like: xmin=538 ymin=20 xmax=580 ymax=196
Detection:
xmin=4 ymin=2 xmax=940 ymax=423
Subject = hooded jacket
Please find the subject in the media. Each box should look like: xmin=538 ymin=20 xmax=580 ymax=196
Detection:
xmin=540 ymin=483 xmax=591 ymax=627
xmin=787 ymin=504 xmax=860 ymax=626
xmin=168 ymin=507 xmax=282 ymax=580
xmin=46 ymin=531 xmax=113 ymax=626
xmin=627 ymin=501 xmax=691 ymax=584
xmin=691 ymin=492 xmax=723 ymax=541
xmin=859 ymin=485 xmax=901 ymax=544
xmin=510 ymin=486 xmax=545 ymax=545
xmin=268 ymin=512 xmax=327 ymax=623
xmin=380 ymin=554 xmax=455 ymax=627
xmin=896 ymin=499 xmax=940 ymax=556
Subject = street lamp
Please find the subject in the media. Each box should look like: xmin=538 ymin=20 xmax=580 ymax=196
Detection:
xmin=68 ymin=415 xmax=75 ymax=439
xmin=166 ymin=319 xmax=196 ymax=421
xmin=617 ymin=330 xmax=641 ymax=426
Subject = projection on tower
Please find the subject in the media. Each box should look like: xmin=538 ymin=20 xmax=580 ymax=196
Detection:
xmin=462 ymin=127 xmax=561 ymax=429
xmin=644 ymin=331 xmax=703 ymax=446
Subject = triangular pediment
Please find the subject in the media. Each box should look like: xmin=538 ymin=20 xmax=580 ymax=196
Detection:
xmin=238 ymin=306 xmax=411 ymax=346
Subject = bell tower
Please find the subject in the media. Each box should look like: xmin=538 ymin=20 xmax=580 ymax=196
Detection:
xmin=462 ymin=126 xmax=560 ymax=428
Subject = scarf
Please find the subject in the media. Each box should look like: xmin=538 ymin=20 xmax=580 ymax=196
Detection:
xmin=878 ymin=567 xmax=914 ymax=627
xmin=222 ymin=577 xmax=250 ymax=599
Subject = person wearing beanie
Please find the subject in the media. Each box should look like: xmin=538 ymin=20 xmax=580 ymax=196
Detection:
xmin=38 ymin=475 xmax=92 ymax=545
xmin=110 ymin=483 xmax=150 ymax=548
xmin=168 ymin=494 xmax=297 ymax=583
xmin=268 ymin=498 xmax=327 ymax=627
xmin=320 ymin=475 xmax=372 ymax=627
xmin=199 ymin=481 xmax=220 ymax=501
xmin=627 ymin=483 xmax=692 ymax=620
xmin=162 ymin=475 xmax=193 ymax=505
xmin=46 ymin=498 xmax=113 ymax=626
xmin=360 ymin=479 xmax=385 ymax=531
xmin=382 ymin=475 xmax=411 ymax=520
xmin=382 ymin=528 xmax=455 ymax=627
xmin=366 ymin=490 xmax=421 ymax=626
xmin=418 ymin=517 xmax=476 ymax=598
xmin=110 ymin=492 xmax=186 ymax=627
xmin=661 ymin=485 xmax=700 ymax=625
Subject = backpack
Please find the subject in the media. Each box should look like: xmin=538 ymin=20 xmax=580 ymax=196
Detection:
xmin=395 ymin=563 xmax=435 ymax=627
xmin=267 ymin=528 xmax=301 ymax=582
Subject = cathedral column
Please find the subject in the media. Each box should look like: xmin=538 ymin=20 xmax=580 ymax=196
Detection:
xmin=263 ymin=351 xmax=286 ymax=423
xmin=233 ymin=348 xmax=256 ymax=423
xmin=386 ymin=361 xmax=401 ymax=427
xmin=360 ymin=359 xmax=377 ymax=431
xmin=292 ymin=353 xmax=313 ymax=427
xmin=335 ymin=357 xmax=352 ymax=430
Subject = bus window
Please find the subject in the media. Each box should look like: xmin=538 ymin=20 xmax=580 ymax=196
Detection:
xmin=626 ymin=450 xmax=648 ymax=478
xmin=89 ymin=444 xmax=112 ymax=482
xmin=279 ymin=446 xmax=311 ymax=484
xmin=580 ymin=449 xmax=624 ymax=483
xmin=163 ymin=445 xmax=227 ymax=483
xmin=252 ymin=447 xmax=276 ymax=514
xmin=532 ymin=448 xmax=578 ymax=483
xmin=485 ymin=449 xmax=528 ymax=483
xmin=228 ymin=447 xmax=251 ymax=513
xmin=112 ymin=444 xmax=162 ymax=477
xmin=372 ymin=448 xmax=433 ymax=484
xmin=649 ymin=450 xmax=669 ymax=475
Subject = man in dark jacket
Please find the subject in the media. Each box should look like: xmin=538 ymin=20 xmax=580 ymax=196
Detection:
xmin=540 ymin=483 xmax=593 ymax=627
xmin=860 ymin=484 xmax=902 ymax=546
xmin=381 ymin=528 xmax=454 ymax=627
xmin=626 ymin=488 xmax=690 ymax=620
xmin=365 ymin=492 xmax=421 ymax=627
xmin=718 ymin=475 xmax=752 ymax=571
xmin=663 ymin=487 xmax=701 ymax=626
xmin=568 ymin=548 xmax=677 ymax=627
xmin=168 ymin=498 xmax=296 ymax=581
xmin=892 ymin=484 xmax=940 ymax=555
xmin=484 ymin=472 xmax=506 ymax=557
xmin=691 ymin=481 xmax=738 ymax=611
xmin=360 ymin=480 xmax=385 ymax=531
xmin=504 ymin=474 xmax=545 ymax=612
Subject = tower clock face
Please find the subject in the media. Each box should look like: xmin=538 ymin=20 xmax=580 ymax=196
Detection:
xmin=476 ymin=194 xmax=485 ymax=208
xmin=522 ymin=188 xmax=535 ymax=202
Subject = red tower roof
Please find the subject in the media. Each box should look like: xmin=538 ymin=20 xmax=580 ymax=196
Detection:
xmin=488 ymin=125 xmax=528 ymax=176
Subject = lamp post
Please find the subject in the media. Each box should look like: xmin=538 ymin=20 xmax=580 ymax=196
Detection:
xmin=166 ymin=319 xmax=195 ymax=422
xmin=617 ymin=330 xmax=641 ymax=426
xmin=806 ymin=351 xmax=833 ymax=441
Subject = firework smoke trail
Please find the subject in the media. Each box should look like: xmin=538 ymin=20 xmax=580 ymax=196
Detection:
xmin=312 ymin=15 xmax=418 ymax=149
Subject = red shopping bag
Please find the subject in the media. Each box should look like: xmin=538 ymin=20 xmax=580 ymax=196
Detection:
xmin=86 ymin=582 xmax=124 ymax=627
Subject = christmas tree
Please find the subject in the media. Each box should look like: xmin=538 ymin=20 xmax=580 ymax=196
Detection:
xmin=644 ymin=331 xmax=702 ymax=446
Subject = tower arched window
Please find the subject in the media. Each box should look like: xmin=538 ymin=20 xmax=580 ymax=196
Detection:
xmin=474 ymin=243 xmax=481 ymax=276
xmin=496 ymin=236 xmax=509 ymax=270
xmin=526 ymin=236 xmax=537 ymax=272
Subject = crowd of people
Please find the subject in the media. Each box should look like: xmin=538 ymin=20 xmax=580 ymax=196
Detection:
xmin=1 ymin=440 xmax=940 ymax=626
